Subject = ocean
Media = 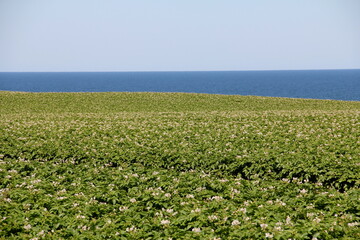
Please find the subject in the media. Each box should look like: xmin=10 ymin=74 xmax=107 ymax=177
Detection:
xmin=0 ymin=70 xmax=359 ymax=101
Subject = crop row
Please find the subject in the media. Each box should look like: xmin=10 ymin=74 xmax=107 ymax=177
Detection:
xmin=1 ymin=111 xmax=359 ymax=190
xmin=1 ymin=156 xmax=359 ymax=239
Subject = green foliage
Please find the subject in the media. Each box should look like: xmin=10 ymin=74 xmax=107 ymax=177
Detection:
xmin=0 ymin=92 xmax=359 ymax=239
xmin=1 ymin=91 xmax=360 ymax=114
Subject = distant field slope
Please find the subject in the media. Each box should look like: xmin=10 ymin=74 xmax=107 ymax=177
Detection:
xmin=1 ymin=91 xmax=359 ymax=113
xmin=1 ymin=92 xmax=359 ymax=239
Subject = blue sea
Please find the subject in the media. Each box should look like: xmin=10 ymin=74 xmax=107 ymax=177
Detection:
xmin=0 ymin=70 xmax=359 ymax=101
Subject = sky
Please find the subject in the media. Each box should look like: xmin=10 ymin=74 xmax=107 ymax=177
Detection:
xmin=0 ymin=0 xmax=360 ymax=72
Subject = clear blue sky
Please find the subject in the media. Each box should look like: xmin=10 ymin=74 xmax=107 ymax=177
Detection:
xmin=1 ymin=0 xmax=359 ymax=72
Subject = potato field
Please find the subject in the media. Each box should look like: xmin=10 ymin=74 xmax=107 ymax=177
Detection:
xmin=0 ymin=92 xmax=359 ymax=239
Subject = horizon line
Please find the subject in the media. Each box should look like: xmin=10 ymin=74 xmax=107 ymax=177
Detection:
xmin=1 ymin=68 xmax=360 ymax=73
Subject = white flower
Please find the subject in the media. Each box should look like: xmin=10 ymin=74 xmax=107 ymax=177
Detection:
xmin=265 ymin=233 xmax=273 ymax=238
xmin=348 ymin=222 xmax=359 ymax=227
xmin=260 ymin=223 xmax=268 ymax=229
xmin=24 ymin=224 xmax=32 ymax=230
xmin=208 ymin=215 xmax=218 ymax=221
xmin=130 ymin=198 xmax=136 ymax=203
xmin=74 ymin=192 xmax=85 ymax=197
xmin=165 ymin=209 xmax=173 ymax=213
xmin=126 ymin=226 xmax=137 ymax=232
xmin=239 ymin=208 xmax=247 ymax=213
xmin=191 ymin=208 xmax=201 ymax=213
xmin=231 ymin=220 xmax=240 ymax=226
xmin=23 ymin=203 xmax=31 ymax=210
xmin=192 ymin=227 xmax=201 ymax=232
xmin=31 ymin=179 xmax=41 ymax=184
xmin=119 ymin=206 xmax=128 ymax=211
xmin=231 ymin=188 xmax=240 ymax=194
xmin=81 ymin=225 xmax=89 ymax=230
xmin=186 ymin=194 xmax=194 ymax=199
xmin=196 ymin=187 xmax=206 ymax=191
xmin=57 ymin=189 xmax=67 ymax=194
xmin=210 ymin=196 xmax=223 ymax=201
xmin=164 ymin=193 xmax=171 ymax=197
xmin=37 ymin=230 xmax=45 ymax=236
xmin=286 ymin=216 xmax=292 ymax=225
xmin=161 ymin=220 xmax=170 ymax=225
xmin=299 ymin=189 xmax=307 ymax=194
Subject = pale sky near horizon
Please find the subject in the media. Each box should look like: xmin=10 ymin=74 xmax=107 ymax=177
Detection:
xmin=0 ymin=0 xmax=360 ymax=72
